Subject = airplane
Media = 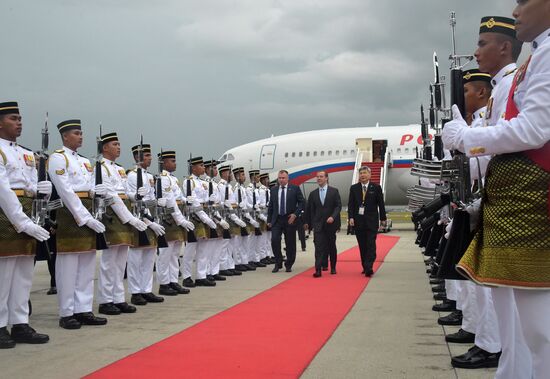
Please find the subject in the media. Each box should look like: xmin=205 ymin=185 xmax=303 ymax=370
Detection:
xmin=218 ymin=124 xmax=430 ymax=207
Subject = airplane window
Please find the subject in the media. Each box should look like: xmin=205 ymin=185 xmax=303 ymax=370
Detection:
xmin=335 ymin=150 xmax=340 ymax=156
xmin=328 ymin=151 xmax=332 ymax=156
xmin=306 ymin=152 xmax=310 ymax=157
xmin=320 ymin=151 xmax=325 ymax=156
xmin=350 ymin=149 xmax=355 ymax=155
xmin=299 ymin=152 xmax=303 ymax=157
xmin=285 ymin=152 xmax=288 ymax=158
xmin=397 ymin=148 xmax=402 ymax=153
xmin=292 ymin=152 xmax=296 ymax=158
xmin=405 ymin=148 xmax=410 ymax=153
xmin=227 ymin=153 xmax=235 ymax=161
xmin=343 ymin=150 xmax=347 ymax=155
xmin=313 ymin=151 xmax=317 ymax=157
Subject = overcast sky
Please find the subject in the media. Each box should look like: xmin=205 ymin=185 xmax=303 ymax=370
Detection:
xmin=3 ymin=0 xmax=521 ymax=171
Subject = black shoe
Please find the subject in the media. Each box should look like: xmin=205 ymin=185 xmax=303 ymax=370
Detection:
xmin=244 ymin=264 xmax=257 ymax=271
xmin=114 ymin=302 xmax=137 ymax=313
xmin=330 ymin=269 xmax=337 ymax=275
xmin=98 ymin=303 xmax=121 ymax=315
xmin=159 ymin=284 xmax=178 ymax=296
xmin=432 ymin=284 xmax=446 ymax=293
xmin=59 ymin=316 xmax=81 ymax=330
xmin=430 ymin=278 xmax=444 ymax=285
xmin=235 ymin=265 xmax=247 ymax=272
xmin=446 ymin=329 xmax=476 ymax=344
xmin=451 ymin=346 xmax=501 ymax=369
xmin=212 ymin=274 xmax=226 ymax=281
xmin=170 ymin=282 xmax=190 ymax=294
xmin=230 ymin=269 xmax=242 ymax=276
xmin=438 ymin=310 xmax=463 ymax=326
xmin=206 ymin=275 xmax=215 ymax=281
xmin=365 ymin=269 xmax=374 ymax=277
xmin=252 ymin=261 xmax=266 ymax=268
xmin=272 ymin=266 xmax=280 ymax=273
xmin=131 ymin=293 xmax=147 ymax=306
xmin=195 ymin=278 xmax=216 ymax=287
xmin=47 ymin=287 xmax=57 ymax=295
xmin=432 ymin=300 xmax=456 ymax=312
xmin=321 ymin=267 xmax=328 ymax=271
xmin=142 ymin=292 xmax=165 ymax=303
xmin=433 ymin=292 xmax=447 ymax=301
xmin=0 ymin=327 xmax=16 ymax=349
xmin=285 ymin=267 xmax=292 ymax=272
xmin=10 ymin=324 xmax=49 ymax=344
xmin=182 ymin=277 xmax=196 ymax=288
xmin=74 ymin=312 xmax=107 ymax=326
xmin=219 ymin=270 xmax=233 ymax=276
xmin=313 ymin=271 xmax=321 ymax=278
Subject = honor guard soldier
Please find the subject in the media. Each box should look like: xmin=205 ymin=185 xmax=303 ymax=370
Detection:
xmin=181 ymin=156 xmax=218 ymax=287
xmin=48 ymin=119 xmax=108 ymax=329
xmin=232 ymin=167 xmax=257 ymax=272
xmin=0 ymin=101 xmax=51 ymax=348
xmin=157 ymin=150 xmax=194 ymax=295
xmin=217 ymin=165 xmax=244 ymax=276
xmin=443 ymin=2 xmax=550 ymax=376
xmin=246 ymin=170 xmax=265 ymax=268
xmin=258 ymin=173 xmax=275 ymax=264
xmin=126 ymin=143 xmax=166 ymax=304
xmin=92 ymin=132 xmax=148 ymax=316
xmin=203 ymin=160 xmax=230 ymax=282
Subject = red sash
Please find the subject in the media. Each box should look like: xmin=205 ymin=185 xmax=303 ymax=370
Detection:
xmin=505 ymin=56 xmax=550 ymax=214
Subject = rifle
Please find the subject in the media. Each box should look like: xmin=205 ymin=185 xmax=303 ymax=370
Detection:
xmin=420 ymin=105 xmax=432 ymax=161
xmin=206 ymin=165 xmax=218 ymax=238
xmin=185 ymin=153 xmax=197 ymax=242
xmin=236 ymin=178 xmax=249 ymax=236
xmin=152 ymin=148 xmax=170 ymax=248
xmin=251 ymin=176 xmax=262 ymax=236
xmin=32 ymin=112 xmax=63 ymax=258
xmin=92 ymin=123 xmax=111 ymax=250
xmin=133 ymin=135 xmax=152 ymax=247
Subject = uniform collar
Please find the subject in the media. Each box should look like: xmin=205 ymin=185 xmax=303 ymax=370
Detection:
xmin=532 ymin=27 xmax=550 ymax=51
xmin=102 ymin=157 xmax=115 ymax=165
xmin=0 ymin=137 xmax=17 ymax=147
xmin=491 ymin=63 xmax=517 ymax=87
xmin=472 ymin=106 xmax=487 ymax=121
xmin=219 ymin=178 xmax=227 ymax=185
xmin=63 ymin=146 xmax=78 ymax=156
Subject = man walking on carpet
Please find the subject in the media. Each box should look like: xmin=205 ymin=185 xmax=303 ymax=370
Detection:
xmin=348 ymin=166 xmax=386 ymax=277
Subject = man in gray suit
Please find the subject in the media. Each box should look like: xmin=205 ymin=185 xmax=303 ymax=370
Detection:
xmin=304 ymin=171 xmax=342 ymax=277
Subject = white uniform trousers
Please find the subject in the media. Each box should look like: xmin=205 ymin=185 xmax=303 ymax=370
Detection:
xmin=97 ymin=245 xmax=129 ymax=304
xmin=245 ymin=234 xmax=259 ymax=263
xmin=208 ymin=238 xmax=225 ymax=276
xmin=157 ymin=242 xmax=175 ymax=285
xmin=169 ymin=241 xmax=183 ymax=283
xmin=445 ymin=279 xmax=458 ymax=302
xmin=0 ymin=256 xmax=34 ymax=327
xmin=56 ymin=252 xmax=96 ymax=317
xmin=219 ymin=239 xmax=235 ymax=270
xmin=265 ymin=230 xmax=273 ymax=257
xmin=474 ymin=285 xmax=501 ymax=354
xmin=195 ymin=239 xmax=212 ymax=279
xmin=181 ymin=241 xmax=197 ymax=280
xmin=127 ymin=247 xmax=155 ymax=294
xmin=460 ymin=281 xmax=478 ymax=334
xmin=455 ymin=281 xmax=466 ymax=310
xmin=231 ymin=235 xmax=248 ymax=265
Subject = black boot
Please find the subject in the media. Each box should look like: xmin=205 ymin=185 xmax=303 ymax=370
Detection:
xmin=0 ymin=326 xmax=15 ymax=349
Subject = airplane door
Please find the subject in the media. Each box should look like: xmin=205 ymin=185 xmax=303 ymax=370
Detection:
xmin=355 ymin=138 xmax=373 ymax=162
xmin=259 ymin=144 xmax=276 ymax=170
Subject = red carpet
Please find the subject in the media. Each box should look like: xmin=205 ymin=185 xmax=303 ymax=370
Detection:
xmin=86 ymin=235 xmax=400 ymax=379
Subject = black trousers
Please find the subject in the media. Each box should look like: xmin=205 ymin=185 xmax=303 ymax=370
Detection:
xmin=271 ymin=215 xmax=297 ymax=268
xmin=297 ymin=223 xmax=307 ymax=250
xmin=314 ymin=231 xmax=337 ymax=271
xmin=355 ymin=228 xmax=377 ymax=272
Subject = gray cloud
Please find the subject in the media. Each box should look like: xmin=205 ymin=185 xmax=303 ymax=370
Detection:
xmin=2 ymin=0 xmax=523 ymax=174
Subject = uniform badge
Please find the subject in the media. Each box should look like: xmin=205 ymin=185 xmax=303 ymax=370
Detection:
xmin=56 ymin=169 xmax=65 ymax=175
xmin=149 ymin=179 xmax=154 ymax=186
xmin=118 ymin=169 xmax=127 ymax=178
xmin=83 ymin=162 xmax=93 ymax=172
xmin=485 ymin=98 xmax=493 ymax=121
xmin=23 ymin=154 xmax=35 ymax=167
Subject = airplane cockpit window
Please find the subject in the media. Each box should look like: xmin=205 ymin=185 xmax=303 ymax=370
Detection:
xmin=219 ymin=154 xmax=227 ymax=162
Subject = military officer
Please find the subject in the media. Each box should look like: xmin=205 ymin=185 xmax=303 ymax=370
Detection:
xmin=48 ymin=119 xmax=108 ymax=329
xmin=246 ymin=170 xmax=266 ymax=268
xmin=259 ymin=173 xmax=274 ymax=264
xmin=0 ymin=101 xmax=51 ymax=348
xmin=232 ymin=167 xmax=257 ymax=272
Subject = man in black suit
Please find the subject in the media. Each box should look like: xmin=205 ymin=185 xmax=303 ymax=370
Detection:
xmin=348 ymin=166 xmax=387 ymax=277
xmin=304 ymin=171 xmax=342 ymax=277
xmin=267 ymin=170 xmax=305 ymax=273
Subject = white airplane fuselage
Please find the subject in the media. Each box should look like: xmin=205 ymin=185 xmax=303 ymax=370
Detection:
xmin=219 ymin=125 xmax=426 ymax=206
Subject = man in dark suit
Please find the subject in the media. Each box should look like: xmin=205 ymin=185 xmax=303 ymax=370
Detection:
xmin=267 ymin=170 xmax=305 ymax=273
xmin=348 ymin=166 xmax=387 ymax=277
xmin=304 ymin=171 xmax=342 ymax=277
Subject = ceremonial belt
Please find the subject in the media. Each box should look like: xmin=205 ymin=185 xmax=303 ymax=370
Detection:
xmin=118 ymin=193 xmax=128 ymax=200
xmin=12 ymin=189 xmax=33 ymax=198
xmin=75 ymin=191 xmax=91 ymax=199
xmin=176 ymin=200 xmax=183 ymax=206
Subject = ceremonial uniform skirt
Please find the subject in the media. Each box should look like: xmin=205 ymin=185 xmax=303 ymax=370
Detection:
xmin=0 ymin=195 xmax=35 ymax=257
xmin=56 ymin=196 xmax=96 ymax=254
xmin=457 ymin=153 xmax=550 ymax=288
xmin=104 ymin=199 xmax=135 ymax=248
xmin=163 ymin=220 xmax=185 ymax=243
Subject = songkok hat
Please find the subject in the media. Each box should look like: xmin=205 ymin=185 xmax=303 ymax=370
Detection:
xmin=57 ymin=119 xmax=81 ymax=134
xmin=249 ymin=169 xmax=260 ymax=176
xmin=159 ymin=150 xmax=176 ymax=159
xmin=463 ymin=69 xmax=492 ymax=85
xmin=100 ymin=132 xmax=118 ymax=144
xmin=204 ymin=159 xmax=219 ymax=167
xmin=259 ymin=173 xmax=270 ymax=180
xmin=188 ymin=156 xmax=203 ymax=165
xmin=479 ymin=16 xmax=516 ymax=38
xmin=0 ymin=101 xmax=20 ymax=116
xmin=218 ymin=165 xmax=231 ymax=173
xmin=131 ymin=144 xmax=151 ymax=154
xmin=232 ymin=167 xmax=244 ymax=175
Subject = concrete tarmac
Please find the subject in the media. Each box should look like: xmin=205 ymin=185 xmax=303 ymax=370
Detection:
xmin=1 ymin=224 xmax=494 ymax=379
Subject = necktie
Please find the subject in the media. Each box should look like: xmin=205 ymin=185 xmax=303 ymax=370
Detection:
xmin=280 ymin=186 xmax=286 ymax=215
xmin=320 ymin=187 xmax=326 ymax=205
xmin=362 ymin=185 xmax=367 ymax=202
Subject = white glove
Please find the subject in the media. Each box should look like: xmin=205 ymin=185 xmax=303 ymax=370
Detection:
xmin=178 ymin=219 xmax=195 ymax=231
xmin=186 ymin=195 xmax=196 ymax=203
xmin=85 ymin=219 xmax=106 ymax=233
xmin=129 ymin=217 xmax=148 ymax=232
xmin=157 ymin=198 xmax=167 ymax=207
xmin=250 ymin=219 xmax=260 ymax=228
xmin=466 ymin=199 xmax=481 ymax=232
xmin=21 ymin=223 xmax=50 ymax=241
xmin=37 ymin=181 xmax=52 ymax=196
xmin=239 ymin=201 xmax=247 ymax=209
xmin=94 ymin=183 xmax=108 ymax=196
xmin=259 ymin=213 xmax=268 ymax=222
xmin=224 ymin=200 xmax=233 ymax=208
xmin=137 ymin=187 xmax=148 ymax=197
xmin=209 ymin=194 xmax=217 ymax=202
xmin=236 ymin=219 xmax=247 ymax=227
xmin=148 ymin=221 xmax=166 ymax=236
xmin=254 ymin=204 xmax=260 ymax=210
xmin=218 ymin=219 xmax=230 ymax=230
xmin=444 ymin=220 xmax=453 ymax=240
xmin=206 ymin=220 xmax=217 ymax=229
xmin=442 ymin=105 xmax=467 ymax=152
